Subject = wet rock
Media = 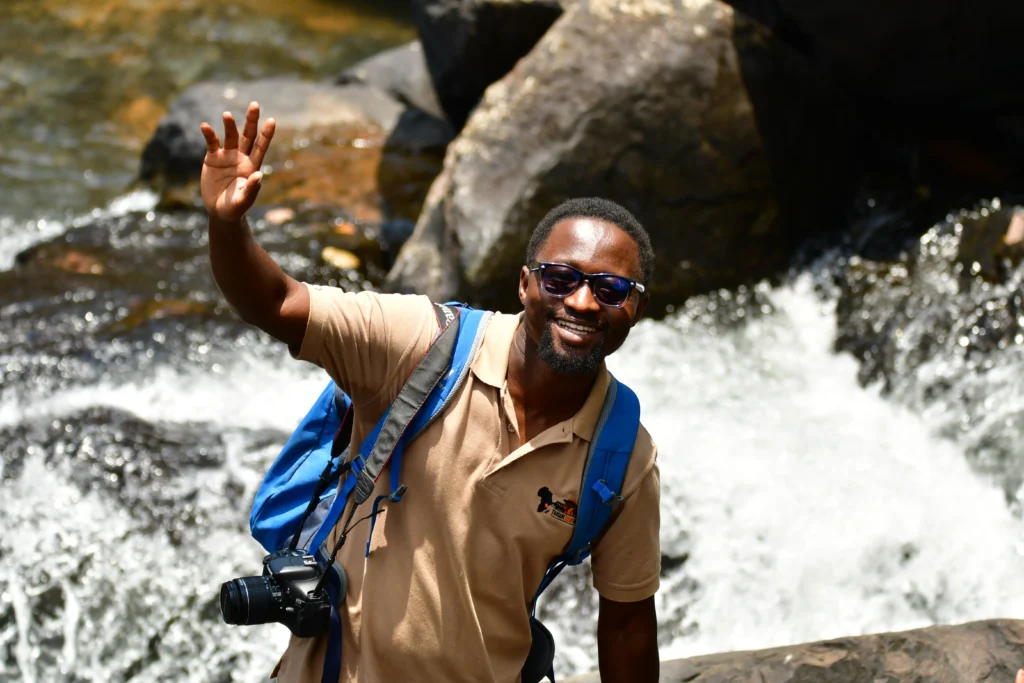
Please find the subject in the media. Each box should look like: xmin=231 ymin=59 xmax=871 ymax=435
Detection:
xmin=387 ymin=0 xmax=858 ymax=313
xmin=140 ymin=78 xmax=452 ymax=221
xmin=564 ymin=619 xmax=1024 ymax=683
xmin=832 ymin=199 xmax=1024 ymax=499
xmin=410 ymin=0 xmax=565 ymax=129
xmin=0 ymin=210 xmax=379 ymax=398
xmin=0 ymin=407 xmax=228 ymax=542
xmin=336 ymin=41 xmax=447 ymax=122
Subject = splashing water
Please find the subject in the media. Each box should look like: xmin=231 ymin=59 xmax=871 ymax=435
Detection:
xmin=540 ymin=274 xmax=1024 ymax=674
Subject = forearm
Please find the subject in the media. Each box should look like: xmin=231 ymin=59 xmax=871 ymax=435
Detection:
xmin=597 ymin=596 xmax=660 ymax=683
xmin=208 ymin=215 xmax=308 ymax=347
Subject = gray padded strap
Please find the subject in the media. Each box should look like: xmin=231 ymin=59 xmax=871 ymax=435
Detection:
xmin=351 ymin=305 xmax=461 ymax=504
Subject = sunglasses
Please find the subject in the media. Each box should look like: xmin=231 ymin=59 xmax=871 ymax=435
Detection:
xmin=528 ymin=262 xmax=646 ymax=308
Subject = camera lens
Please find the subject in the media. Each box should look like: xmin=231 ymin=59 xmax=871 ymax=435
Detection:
xmin=220 ymin=576 xmax=280 ymax=626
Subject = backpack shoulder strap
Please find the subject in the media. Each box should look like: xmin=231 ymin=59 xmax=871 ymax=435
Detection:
xmin=530 ymin=374 xmax=641 ymax=612
xmin=565 ymin=375 xmax=641 ymax=564
xmin=306 ymin=303 xmax=491 ymax=556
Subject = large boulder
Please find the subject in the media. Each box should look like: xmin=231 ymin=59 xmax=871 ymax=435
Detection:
xmin=140 ymin=76 xmax=453 ymax=223
xmin=411 ymin=0 xmax=565 ymax=130
xmin=386 ymin=0 xmax=859 ymax=313
xmin=564 ymin=619 xmax=1024 ymax=683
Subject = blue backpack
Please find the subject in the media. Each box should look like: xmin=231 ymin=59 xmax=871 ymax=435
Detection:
xmin=249 ymin=303 xmax=641 ymax=683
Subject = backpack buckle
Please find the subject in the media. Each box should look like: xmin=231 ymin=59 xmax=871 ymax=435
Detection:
xmin=388 ymin=484 xmax=408 ymax=503
xmin=570 ymin=544 xmax=591 ymax=564
xmin=592 ymin=479 xmax=623 ymax=507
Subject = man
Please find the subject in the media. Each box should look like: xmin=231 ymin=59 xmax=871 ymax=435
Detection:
xmin=200 ymin=102 xmax=661 ymax=683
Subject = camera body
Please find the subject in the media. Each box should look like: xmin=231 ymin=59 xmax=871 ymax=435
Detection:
xmin=220 ymin=548 xmax=332 ymax=638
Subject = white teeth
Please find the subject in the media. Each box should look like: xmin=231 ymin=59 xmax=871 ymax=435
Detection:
xmin=557 ymin=320 xmax=597 ymax=334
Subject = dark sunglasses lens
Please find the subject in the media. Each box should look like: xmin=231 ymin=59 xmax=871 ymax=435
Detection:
xmin=592 ymin=276 xmax=631 ymax=306
xmin=540 ymin=266 xmax=581 ymax=296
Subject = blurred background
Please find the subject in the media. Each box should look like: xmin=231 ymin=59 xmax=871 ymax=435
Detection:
xmin=3 ymin=0 xmax=1024 ymax=680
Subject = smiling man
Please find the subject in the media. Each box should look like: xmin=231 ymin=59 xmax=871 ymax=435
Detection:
xmin=201 ymin=103 xmax=661 ymax=683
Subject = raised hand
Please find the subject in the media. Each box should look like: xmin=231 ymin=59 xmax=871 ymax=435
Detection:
xmin=200 ymin=102 xmax=276 ymax=223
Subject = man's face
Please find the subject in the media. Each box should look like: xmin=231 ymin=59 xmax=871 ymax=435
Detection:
xmin=518 ymin=217 xmax=648 ymax=376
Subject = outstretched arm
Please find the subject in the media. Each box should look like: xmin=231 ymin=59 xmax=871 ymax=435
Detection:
xmin=597 ymin=595 xmax=659 ymax=683
xmin=200 ymin=102 xmax=309 ymax=353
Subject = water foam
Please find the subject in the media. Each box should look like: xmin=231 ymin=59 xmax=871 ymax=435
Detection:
xmin=606 ymin=275 xmax=1024 ymax=660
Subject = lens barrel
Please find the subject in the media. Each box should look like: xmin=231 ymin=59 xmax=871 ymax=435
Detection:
xmin=220 ymin=576 xmax=279 ymax=626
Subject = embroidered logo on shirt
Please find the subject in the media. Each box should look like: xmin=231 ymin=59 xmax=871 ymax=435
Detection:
xmin=537 ymin=487 xmax=577 ymax=525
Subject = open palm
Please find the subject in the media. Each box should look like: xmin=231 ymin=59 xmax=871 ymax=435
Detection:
xmin=200 ymin=102 xmax=276 ymax=222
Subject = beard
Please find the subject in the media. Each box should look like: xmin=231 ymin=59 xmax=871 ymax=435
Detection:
xmin=538 ymin=320 xmax=606 ymax=375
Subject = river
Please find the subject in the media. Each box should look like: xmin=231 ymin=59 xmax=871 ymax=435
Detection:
xmin=2 ymin=2 xmax=1023 ymax=681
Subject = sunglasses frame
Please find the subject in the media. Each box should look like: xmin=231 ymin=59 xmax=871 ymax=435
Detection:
xmin=528 ymin=262 xmax=646 ymax=308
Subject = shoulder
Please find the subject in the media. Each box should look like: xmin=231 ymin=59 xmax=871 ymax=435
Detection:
xmin=621 ymin=421 xmax=658 ymax=499
xmin=306 ymin=286 xmax=435 ymax=322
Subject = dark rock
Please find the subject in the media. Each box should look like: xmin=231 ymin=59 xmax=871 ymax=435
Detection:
xmin=411 ymin=0 xmax=565 ymax=129
xmin=386 ymin=0 xmax=859 ymax=313
xmin=832 ymin=199 xmax=1024 ymax=499
xmin=336 ymin=41 xmax=447 ymax=122
xmin=731 ymin=0 xmax=1024 ymax=117
xmin=564 ymin=619 xmax=1024 ymax=683
xmin=722 ymin=0 xmax=1024 ymax=195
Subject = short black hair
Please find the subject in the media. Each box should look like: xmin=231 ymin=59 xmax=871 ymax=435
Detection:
xmin=526 ymin=197 xmax=654 ymax=284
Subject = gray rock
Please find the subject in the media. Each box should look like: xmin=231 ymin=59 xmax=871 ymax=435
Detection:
xmin=386 ymin=0 xmax=858 ymax=313
xmin=140 ymin=77 xmax=449 ymax=188
xmin=563 ymin=619 xmax=1024 ymax=683
xmin=411 ymin=0 xmax=565 ymax=130
xmin=336 ymin=41 xmax=447 ymax=122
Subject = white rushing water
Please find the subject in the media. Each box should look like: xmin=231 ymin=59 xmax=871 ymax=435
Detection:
xmin=606 ymin=275 xmax=1024 ymax=661
xmin=2 ymin=266 xmax=1023 ymax=680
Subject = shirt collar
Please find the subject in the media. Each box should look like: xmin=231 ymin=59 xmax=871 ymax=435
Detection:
xmin=471 ymin=312 xmax=611 ymax=443
xmin=470 ymin=311 xmax=520 ymax=389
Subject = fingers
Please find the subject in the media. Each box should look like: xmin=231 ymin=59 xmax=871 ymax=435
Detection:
xmin=239 ymin=102 xmax=260 ymax=155
xmin=1016 ymin=669 xmax=1024 ymax=683
xmin=222 ymin=111 xmax=240 ymax=150
xmin=200 ymin=122 xmax=221 ymax=154
xmin=248 ymin=118 xmax=276 ymax=169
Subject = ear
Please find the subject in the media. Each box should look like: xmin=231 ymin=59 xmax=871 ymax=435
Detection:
xmin=631 ymin=291 xmax=650 ymax=326
xmin=518 ymin=265 xmax=531 ymax=306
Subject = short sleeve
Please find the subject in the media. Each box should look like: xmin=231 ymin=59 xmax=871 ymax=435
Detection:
xmin=589 ymin=432 xmax=661 ymax=603
xmin=295 ymin=285 xmax=438 ymax=410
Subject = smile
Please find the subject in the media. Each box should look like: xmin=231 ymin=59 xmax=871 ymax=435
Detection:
xmin=553 ymin=317 xmax=600 ymax=337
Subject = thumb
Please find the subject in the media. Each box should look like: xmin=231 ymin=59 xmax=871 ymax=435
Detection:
xmin=243 ymin=171 xmax=264 ymax=202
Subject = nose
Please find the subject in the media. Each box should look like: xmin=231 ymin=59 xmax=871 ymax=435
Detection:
xmin=563 ymin=279 xmax=602 ymax=314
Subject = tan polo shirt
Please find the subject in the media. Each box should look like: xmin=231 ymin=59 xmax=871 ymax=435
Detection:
xmin=273 ymin=286 xmax=660 ymax=683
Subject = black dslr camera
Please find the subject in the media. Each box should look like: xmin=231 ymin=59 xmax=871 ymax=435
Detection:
xmin=220 ymin=549 xmax=332 ymax=637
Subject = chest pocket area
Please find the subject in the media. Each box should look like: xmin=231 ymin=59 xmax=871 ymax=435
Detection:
xmin=469 ymin=449 xmax=585 ymax=590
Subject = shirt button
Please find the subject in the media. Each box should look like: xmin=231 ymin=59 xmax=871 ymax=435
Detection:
xmin=507 ymin=422 xmax=516 ymax=433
